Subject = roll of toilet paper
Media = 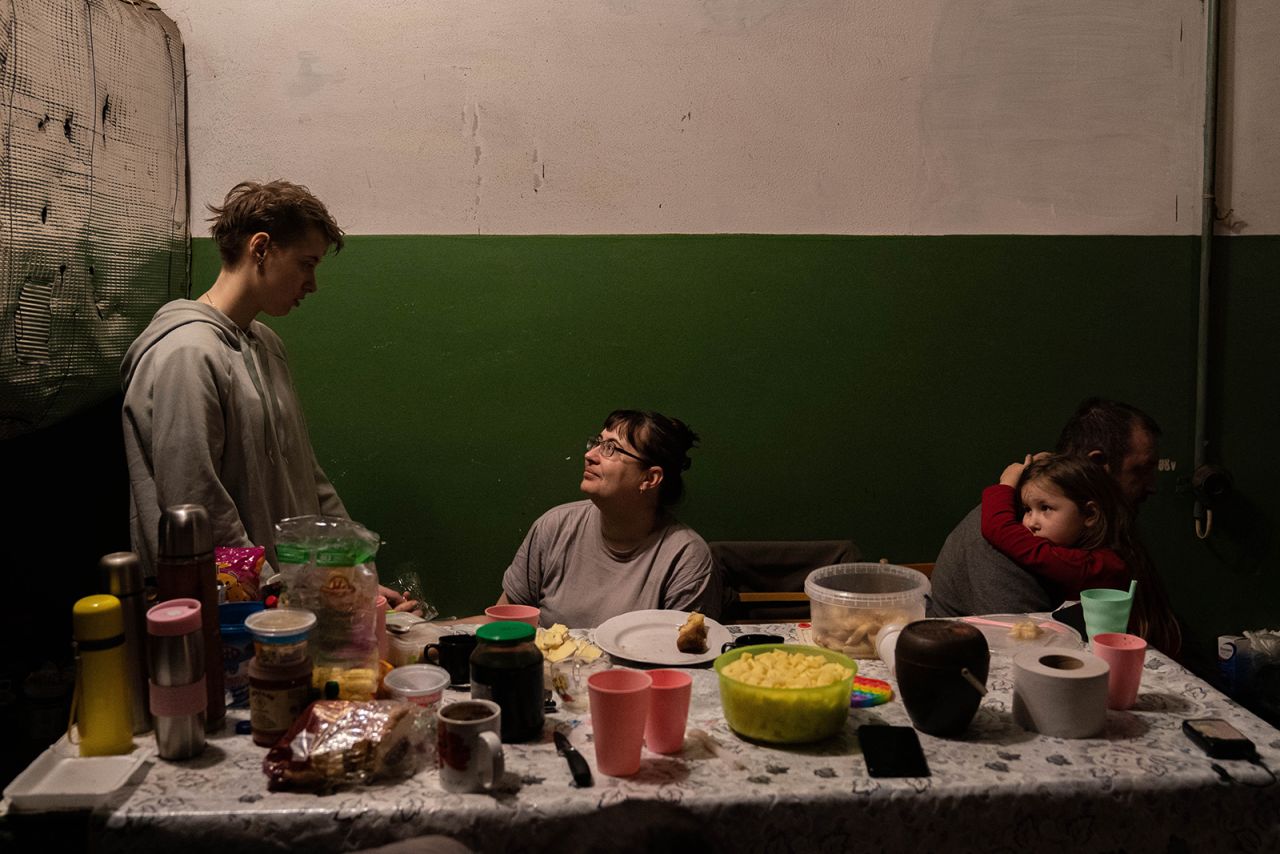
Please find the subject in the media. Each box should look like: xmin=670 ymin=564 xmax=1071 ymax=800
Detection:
xmin=1012 ymin=648 xmax=1110 ymax=738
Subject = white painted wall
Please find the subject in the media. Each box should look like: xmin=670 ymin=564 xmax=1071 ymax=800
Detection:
xmin=161 ymin=0 xmax=1277 ymax=236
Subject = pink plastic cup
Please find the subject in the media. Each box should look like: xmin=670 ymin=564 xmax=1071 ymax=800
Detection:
xmin=1091 ymin=632 xmax=1148 ymax=710
xmin=484 ymin=604 xmax=541 ymax=626
xmin=644 ymin=669 xmax=693 ymax=754
xmin=588 ymin=669 xmax=653 ymax=776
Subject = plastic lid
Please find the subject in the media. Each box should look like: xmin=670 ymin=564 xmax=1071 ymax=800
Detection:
xmin=476 ymin=621 xmax=536 ymax=643
xmin=243 ymin=607 xmax=317 ymax=639
xmin=73 ymin=595 xmax=123 ymax=641
xmin=383 ymin=664 xmax=451 ymax=697
xmin=147 ymin=598 xmax=202 ymax=636
xmin=804 ymin=563 xmax=931 ymax=607
xmin=385 ymin=611 xmax=420 ymax=632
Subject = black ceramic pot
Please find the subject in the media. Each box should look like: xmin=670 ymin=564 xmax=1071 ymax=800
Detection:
xmin=894 ymin=619 xmax=990 ymax=737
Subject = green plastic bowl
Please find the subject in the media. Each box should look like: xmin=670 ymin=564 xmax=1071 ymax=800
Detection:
xmin=715 ymin=643 xmax=857 ymax=743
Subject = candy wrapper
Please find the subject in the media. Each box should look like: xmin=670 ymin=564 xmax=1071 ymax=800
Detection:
xmin=263 ymin=700 xmax=432 ymax=792
xmin=216 ymin=546 xmax=266 ymax=601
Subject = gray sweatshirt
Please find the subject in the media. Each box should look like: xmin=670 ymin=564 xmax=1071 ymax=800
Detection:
xmin=927 ymin=504 xmax=1055 ymax=617
xmin=121 ymin=300 xmax=347 ymax=575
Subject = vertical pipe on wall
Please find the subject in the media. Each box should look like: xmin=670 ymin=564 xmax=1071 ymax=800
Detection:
xmin=1193 ymin=0 xmax=1221 ymax=531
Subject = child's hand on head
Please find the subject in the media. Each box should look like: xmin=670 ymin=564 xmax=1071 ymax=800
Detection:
xmin=1000 ymin=454 xmax=1033 ymax=487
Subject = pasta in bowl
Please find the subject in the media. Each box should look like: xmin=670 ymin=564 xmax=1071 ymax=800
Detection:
xmin=714 ymin=644 xmax=857 ymax=743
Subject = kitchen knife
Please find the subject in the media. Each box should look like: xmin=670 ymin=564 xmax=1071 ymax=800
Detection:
xmin=553 ymin=731 xmax=594 ymax=788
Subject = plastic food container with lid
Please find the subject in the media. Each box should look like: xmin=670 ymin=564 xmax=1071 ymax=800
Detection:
xmin=243 ymin=608 xmax=317 ymax=666
xmin=714 ymin=643 xmax=857 ymax=743
xmin=804 ymin=563 xmax=930 ymax=659
xmin=383 ymin=664 xmax=451 ymax=707
xmin=385 ymin=615 xmax=447 ymax=666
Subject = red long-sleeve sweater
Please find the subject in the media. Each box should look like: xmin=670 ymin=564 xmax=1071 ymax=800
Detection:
xmin=980 ymin=484 xmax=1129 ymax=599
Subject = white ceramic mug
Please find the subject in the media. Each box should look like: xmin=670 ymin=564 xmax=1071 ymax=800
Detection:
xmin=435 ymin=700 xmax=504 ymax=792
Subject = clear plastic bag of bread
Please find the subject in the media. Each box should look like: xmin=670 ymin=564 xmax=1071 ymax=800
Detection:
xmin=263 ymin=700 xmax=432 ymax=791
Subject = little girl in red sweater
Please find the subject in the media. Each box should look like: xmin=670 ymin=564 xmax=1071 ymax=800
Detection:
xmin=980 ymin=453 xmax=1133 ymax=601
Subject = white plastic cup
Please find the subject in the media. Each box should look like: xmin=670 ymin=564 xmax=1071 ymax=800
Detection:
xmin=384 ymin=663 xmax=451 ymax=708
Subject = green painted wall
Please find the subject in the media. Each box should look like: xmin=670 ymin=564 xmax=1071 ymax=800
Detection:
xmin=191 ymin=234 xmax=1278 ymax=674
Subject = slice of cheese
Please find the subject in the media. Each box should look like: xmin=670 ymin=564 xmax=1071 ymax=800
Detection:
xmin=544 ymin=637 xmax=579 ymax=662
xmin=536 ymin=623 xmax=570 ymax=652
xmin=535 ymin=621 xmax=604 ymax=663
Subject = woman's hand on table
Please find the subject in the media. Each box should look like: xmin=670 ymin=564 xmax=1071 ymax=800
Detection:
xmin=379 ymin=584 xmax=425 ymax=616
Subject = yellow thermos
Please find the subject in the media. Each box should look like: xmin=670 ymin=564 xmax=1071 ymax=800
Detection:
xmin=72 ymin=594 xmax=135 ymax=756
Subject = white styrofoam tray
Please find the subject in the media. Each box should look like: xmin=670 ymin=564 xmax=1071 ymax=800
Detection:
xmin=3 ymin=736 xmax=149 ymax=811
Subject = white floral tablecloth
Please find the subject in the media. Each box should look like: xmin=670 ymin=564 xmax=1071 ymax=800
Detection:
xmin=4 ymin=622 xmax=1279 ymax=853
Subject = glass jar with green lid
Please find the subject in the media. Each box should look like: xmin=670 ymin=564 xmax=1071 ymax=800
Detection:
xmin=470 ymin=621 xmax=544 ymax=742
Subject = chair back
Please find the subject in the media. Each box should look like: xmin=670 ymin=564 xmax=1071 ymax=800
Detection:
xmin=712 ymin=539 xmax=860 ymax=622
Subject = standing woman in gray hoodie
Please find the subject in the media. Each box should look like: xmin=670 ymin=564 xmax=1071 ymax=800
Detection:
xmin=121 ymin=181 xmax=413 ymax=611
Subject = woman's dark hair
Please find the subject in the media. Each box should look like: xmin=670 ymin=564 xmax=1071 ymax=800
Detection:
xmin=1056 ymin=397 xmax=1161 ymax=468
xmin=1019 ymin=454 xmax=1181 ymax=656
xmin=602 ymin=410 xmax=699 ymax=505
xmin=207 ymin=180 xmax=344 ymax=266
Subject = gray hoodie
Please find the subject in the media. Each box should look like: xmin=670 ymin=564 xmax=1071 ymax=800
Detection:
xmin=121 ymin=299 xmax=347 ymax=575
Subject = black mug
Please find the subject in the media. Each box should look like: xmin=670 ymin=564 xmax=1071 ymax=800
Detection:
xmin=425 ymin=634 xmax=479 ymax=687
xmin=721 ymin=633 xmax=786 ymax=653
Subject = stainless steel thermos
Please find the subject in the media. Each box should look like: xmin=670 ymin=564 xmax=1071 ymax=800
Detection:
xmin=155 ymin=504 xmax=225 ymax=730
xmin=99 ymin=551 xmax=152 ymax=734
xmin=71 ymin=595 xmax=135 ymax=756
xmin=147 ymin=598 xmax=207 ymax=759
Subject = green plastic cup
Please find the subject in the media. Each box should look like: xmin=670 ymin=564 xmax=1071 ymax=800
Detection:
xmin=1081 ymin=588 xmax=1133 ymax=640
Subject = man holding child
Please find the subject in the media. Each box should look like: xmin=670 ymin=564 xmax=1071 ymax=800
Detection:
xmin=928 ymin=398 xmax=1179 ymax=655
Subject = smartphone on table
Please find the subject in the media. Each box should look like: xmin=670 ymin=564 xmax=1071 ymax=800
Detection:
xmin=1182 ymin=718 xmax=1257 ymax=760
xmin=858 ymin=725 xmax=930 ymax=778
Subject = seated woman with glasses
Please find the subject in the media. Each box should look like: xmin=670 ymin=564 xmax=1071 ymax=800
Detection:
xmin=495 ymin=409 xmax=720 ymax=627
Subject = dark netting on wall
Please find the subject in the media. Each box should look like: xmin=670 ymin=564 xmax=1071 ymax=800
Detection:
xmin=0 ymin=0 xmax=187 ymax=438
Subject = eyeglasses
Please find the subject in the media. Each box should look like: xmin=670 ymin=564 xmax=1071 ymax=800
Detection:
xmin=586 ymin=435 xmax=649 ymax=465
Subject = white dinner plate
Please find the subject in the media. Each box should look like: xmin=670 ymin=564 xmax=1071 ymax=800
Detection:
xmin=593 ymin=609 xmax=733 ymax=666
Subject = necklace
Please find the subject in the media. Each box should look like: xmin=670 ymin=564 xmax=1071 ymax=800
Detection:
xmin=200 ymin=291 xmax=220 ymax=313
